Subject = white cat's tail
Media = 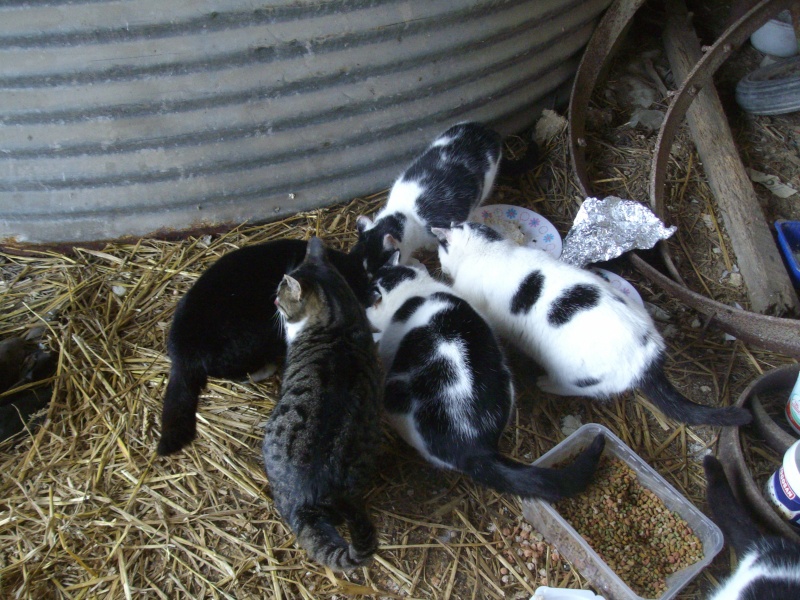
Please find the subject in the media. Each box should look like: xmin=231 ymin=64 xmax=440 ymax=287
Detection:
xmin=638 ymin=357 xmax=752 ymax=426
xmin=458 ymin=434 xmax=605 ymax=501
xmin=291 ymin=499 xmax=377 ymax=571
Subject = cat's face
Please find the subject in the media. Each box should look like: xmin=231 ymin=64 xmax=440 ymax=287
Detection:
xmin=274 ymin=236 xmax=333 ymax=322
xmin=275 ymin=274 xmax=308 ymax=323
xmin=365 ymin=256 xmax=427 ymax=330
xmin=275 ymin=273 xmax=326 ymax=343
xmin=432 ymin=222 xmax=503 ymax=277
xmin=355 ymin=215 xmax=404 ymax=276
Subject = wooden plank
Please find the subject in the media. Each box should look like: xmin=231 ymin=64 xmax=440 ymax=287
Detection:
xmin=663 ymin=0 xmax=800 ymax=316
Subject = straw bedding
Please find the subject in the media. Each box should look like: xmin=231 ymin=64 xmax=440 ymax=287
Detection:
xmin=2 ymin=50 xmax=799 ymax=600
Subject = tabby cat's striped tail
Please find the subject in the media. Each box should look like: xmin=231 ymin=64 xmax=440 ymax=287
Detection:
xmin=292 ymin=500 xmax=377 ymax=571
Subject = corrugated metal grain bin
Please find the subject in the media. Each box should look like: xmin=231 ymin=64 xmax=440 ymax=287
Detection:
xmin=0 ymin=0 xmax=611 ymax=245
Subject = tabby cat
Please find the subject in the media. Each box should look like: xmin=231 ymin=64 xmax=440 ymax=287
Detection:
xmin=262 ymin=237 xmax=383 ymax=571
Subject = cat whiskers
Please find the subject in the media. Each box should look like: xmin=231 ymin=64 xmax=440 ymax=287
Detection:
xmin=272 ymin=306 xmax=287 ymax=340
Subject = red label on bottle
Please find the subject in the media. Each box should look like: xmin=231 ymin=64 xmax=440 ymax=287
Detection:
xmin=780 ymin=467 xmax=797 ymax=500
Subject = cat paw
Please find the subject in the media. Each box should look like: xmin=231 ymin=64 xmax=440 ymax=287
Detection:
xmin=249 ymin=363 xmax=278 ymax=382
xmin=536 ymin=376 xmax=572 ymax=396
xmin=156 ymin=427 xmax=194 ymax=456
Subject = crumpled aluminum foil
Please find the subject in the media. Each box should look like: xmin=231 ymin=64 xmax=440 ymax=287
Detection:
xmin=559 ymin=196 xmax=676 ymax=267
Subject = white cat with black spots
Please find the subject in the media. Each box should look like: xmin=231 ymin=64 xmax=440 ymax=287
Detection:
xmin=366 ymin=254 xmax=605 ymax=501
xmin=431 ymin=222 xmax=751 ymax=427
xmin=704 ymin=455 xmax=800 ymax=599
xmin=354 ymin=122 xmax=502 ymax=275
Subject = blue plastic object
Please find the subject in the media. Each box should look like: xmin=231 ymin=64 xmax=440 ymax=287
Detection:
xmin=774 ymin=220 xmax=800 ymax=288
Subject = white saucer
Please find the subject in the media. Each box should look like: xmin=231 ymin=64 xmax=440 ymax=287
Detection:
xmin=591 ymin=268 xmax=644 ymax=307
xmin=472 ymin=204 xmax=562 ymax=258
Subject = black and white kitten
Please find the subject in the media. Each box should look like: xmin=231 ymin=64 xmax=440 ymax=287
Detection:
xmin=431 ymin=222 xmax=751 ymax=427
xmin=263 ymin=237 xmax=383 ymax=571
xmin=354 ymin=122 xmax=502 ymax=275
xmin=157 ymin=238 xmax=369 ymax=456
xmin=366 ymin=255 xmax=605 ymax=501
xmin=704 ymin=455 xmax=800 ymax=599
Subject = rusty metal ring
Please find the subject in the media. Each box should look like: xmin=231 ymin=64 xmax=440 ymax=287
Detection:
xmin=718 ymin=364 xmax=800 ymax=542
xmin=568 ymin=0 xmax=800 ymax=358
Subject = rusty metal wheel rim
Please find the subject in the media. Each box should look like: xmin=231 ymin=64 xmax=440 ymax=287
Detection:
xmin=568 ymin=0 xmax=800 ymax=358
xmin=718 ymin=364 xmax=800 ymax=542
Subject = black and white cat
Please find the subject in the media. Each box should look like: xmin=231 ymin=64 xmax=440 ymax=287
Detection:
xmin=157 ymin=238 xmax=370 ymax=456
xmin=431 ymin=222 xmax=751 ymax=427
xmin=263 ymin=237 xmax=383 ymax=571
xmin=366 ymin=255 xmax=605 ymax=501
xmin=354 ymin=122 xmax=502 ymax=275
xmin=704 ymin=455 xmax=800 ymax=599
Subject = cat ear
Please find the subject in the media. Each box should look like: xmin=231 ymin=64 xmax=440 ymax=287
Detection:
xmin=305 ymin=236 xmax=326 ymax=262
xmin=282 ymin=274 xmax=303 ymax=301
xmin=388 ymin=250 xmax=401 ymax=266
xmin=383 ymin=234 xmax=400 ymax=252
xmin=368 ymin=286 xmax=382 ymax=307
xmin=430 ymin=227 xmax=452 ymax=244
xmin=356 ymin=215 xmax=373 ymax=234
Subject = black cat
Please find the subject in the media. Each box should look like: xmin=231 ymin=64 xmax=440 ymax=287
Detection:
xmin=157 ymin=238 xmax=369 ymax=456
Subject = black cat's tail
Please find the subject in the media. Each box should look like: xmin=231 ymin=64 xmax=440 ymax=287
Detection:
xmin=638 ymin=360 xmax=752 ymax=427
xmin=459 ymin=433 xmax=605 ymax=501
xmin=156 ymin=358 xmax=207 ymax=456
xmin=292 ymin=500 xmax=378 ymax=571
xmin=703 ymin=455 xmax=762 ymax=555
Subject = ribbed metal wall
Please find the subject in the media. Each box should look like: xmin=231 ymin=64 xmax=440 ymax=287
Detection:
xmin=0 ymin=0 xmax=610 ymax=244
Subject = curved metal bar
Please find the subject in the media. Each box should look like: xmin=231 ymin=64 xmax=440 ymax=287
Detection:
xmin=568 ymin=0 xmax=648 ymax=197
xmin=630 ymin=254 xmax=800 ymax=357
xmin=648 ymin=0 xmax=795 ymax=283
xmin=650 ymin=0 xmax=796 ymax=220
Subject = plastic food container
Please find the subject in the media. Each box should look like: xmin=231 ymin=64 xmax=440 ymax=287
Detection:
xmin=522 ymin=424 xmax=723 ymax=600
xmin=531 ymin=586 xmax=605 ymax=599
xmin=775 ymin=220 xmax=800 ymax=288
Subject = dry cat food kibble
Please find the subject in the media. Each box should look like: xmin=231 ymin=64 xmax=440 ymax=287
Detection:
xmin=555 ymin=456 xmax=704 ymax=598
xmin=481 ymin=212 xmax=527 ymax=244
